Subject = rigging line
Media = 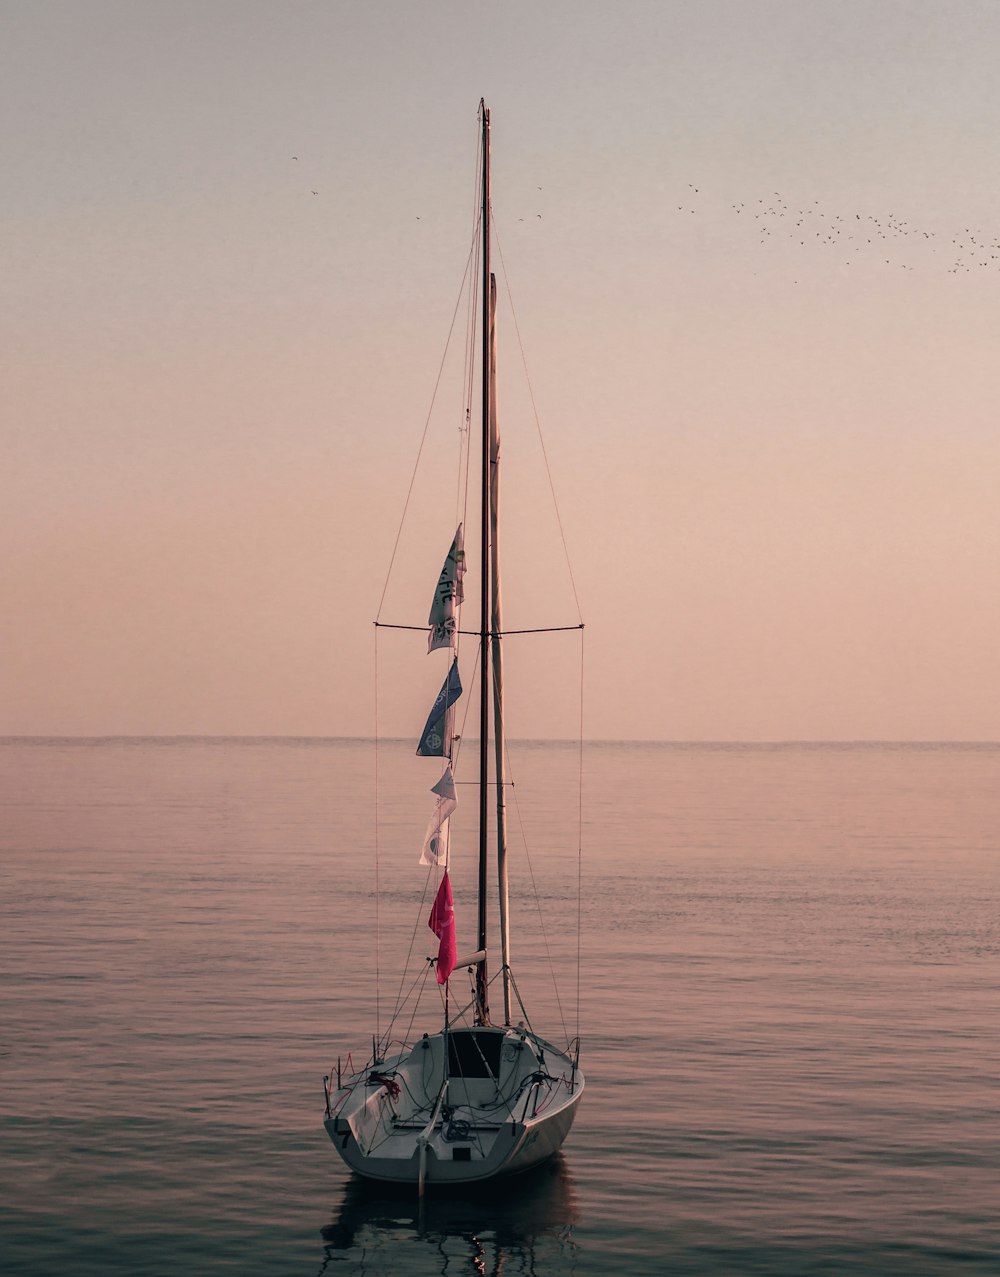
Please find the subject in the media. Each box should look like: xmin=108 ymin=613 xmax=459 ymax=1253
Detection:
xmin=446 ymin=989 xmax=479 ymax=1026
xmin=441 ymin=636 xmax=477 ymax=883
xmin=459 ymin=218 xmax=481 ymax=522
xmin=397 ymin=1070 xmax=434 ymax=1116
xmin=401 ymin=963 xmax=434 ymax=1052
xmin=375 ymin=226 xmax=479 ymax=623
xmin=454 ymin=209 xmax=481 ymax=675
xmin=506 ymin=969 xmax=536 ymax=1038
xmin=438 ymin=634 xmax=481 ymax=783
xmin=375 ymin=622 xmax=583 ymax=636
xmin=386 ymin=862 xmax=438 ymax=1036
xmin=492 ymin=218 xmax=584 ymax=623
xmin=374 ymin=624 xmax=381 ymax=1043
xmin=385 ymin=959 xmax=434 ymax=1050
xmin=453 ymin=361 xmax=471 ymax=534
xmin=491 ymin=624 xmax=584 ymax=636
xmin=455 ymin=193 xmax=482 ymax=533
xmin=451 ymin=113 xmax=482 ymax=548
xmin=499 ymin=703 xmax=570 ymax=1044
xmin=576 ymin=626 xmax=584 ymax=1047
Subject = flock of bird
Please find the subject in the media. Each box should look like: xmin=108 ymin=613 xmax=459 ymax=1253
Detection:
xmin=290 ymin=157 xmax=995 ymax=274
xmin=677 ymin=184 xmax=1000 ymax=275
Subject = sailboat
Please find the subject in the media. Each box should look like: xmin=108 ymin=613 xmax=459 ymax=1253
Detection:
xmin=322 ymin=102 xmax=585 ymax=1189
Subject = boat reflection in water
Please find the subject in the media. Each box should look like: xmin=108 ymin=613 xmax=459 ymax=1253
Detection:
xmin=320 ymin=1155 xmax=578 ymax=1276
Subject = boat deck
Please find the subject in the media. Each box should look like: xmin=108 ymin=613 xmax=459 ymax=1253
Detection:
xmin=325 ymin=1026 xmax=583 ymax=1181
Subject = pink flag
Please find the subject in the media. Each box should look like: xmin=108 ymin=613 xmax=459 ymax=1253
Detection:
xmin=427 ymin=871 xmax=457 ymax=985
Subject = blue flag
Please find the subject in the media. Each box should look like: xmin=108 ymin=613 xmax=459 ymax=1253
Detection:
xmin=416 ymin=659 xmax=462 ymax=756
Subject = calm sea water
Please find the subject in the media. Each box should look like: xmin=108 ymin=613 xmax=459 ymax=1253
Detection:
xmin=1 ymin=738 xmax=998 ymax=1276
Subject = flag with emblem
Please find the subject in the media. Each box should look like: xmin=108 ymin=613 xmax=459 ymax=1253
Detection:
xmin=416 ymin=659 xmax=462 ymax=756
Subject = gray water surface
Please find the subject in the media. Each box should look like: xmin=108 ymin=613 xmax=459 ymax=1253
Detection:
xmin=1 ymin=738 xmax=998 ymax=1275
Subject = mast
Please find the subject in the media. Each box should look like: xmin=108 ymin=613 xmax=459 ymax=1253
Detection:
xmin=488 ymin=274 xmax=512 ymax=1025
xmin=474 ymin=100 xmax=491 ymax=1026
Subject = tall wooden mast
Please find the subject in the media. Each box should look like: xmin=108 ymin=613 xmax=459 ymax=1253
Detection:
xmin=474 ymin=101 xmax=491 ymax=1026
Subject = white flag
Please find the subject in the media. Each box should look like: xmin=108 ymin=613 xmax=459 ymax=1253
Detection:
xmin=420 ymin=796 xmax=457 ymax=866
xmin=431 ymin=765 xmax=457 ymax=803
xmin=428 ymin=525 xmax=466 ymax=653
xmin=420 ymin=766 xmax=458 ymax=866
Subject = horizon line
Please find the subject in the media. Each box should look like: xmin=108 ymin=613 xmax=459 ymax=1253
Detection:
xmin=2 ymin=735 xmax=999 ymax=748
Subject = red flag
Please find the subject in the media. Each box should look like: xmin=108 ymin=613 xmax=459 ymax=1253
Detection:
xmin=427 ymin=871 xmax=457 ymax=985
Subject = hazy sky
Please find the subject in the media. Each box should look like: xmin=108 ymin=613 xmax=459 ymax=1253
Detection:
xmin=4 ymin=1 xmax=999 ymax=740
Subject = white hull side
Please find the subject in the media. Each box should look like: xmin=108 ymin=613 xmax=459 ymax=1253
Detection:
xmin=325 ymin=1085 xmax=582 ymax=1185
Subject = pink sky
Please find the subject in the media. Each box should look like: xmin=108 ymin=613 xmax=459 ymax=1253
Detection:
xmin=3 ymin=2 xmax=999 ymax=740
